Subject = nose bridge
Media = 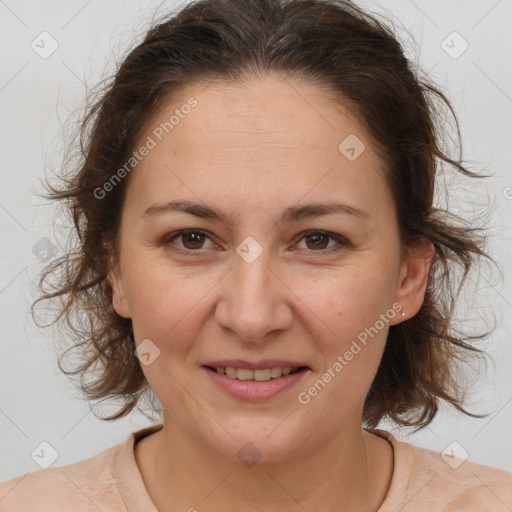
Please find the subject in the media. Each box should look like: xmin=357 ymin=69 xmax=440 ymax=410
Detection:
xmin=235 ymin=247 xmax=273 ymax=304
xmin=216 ymin=241 xmax=291 ymax=342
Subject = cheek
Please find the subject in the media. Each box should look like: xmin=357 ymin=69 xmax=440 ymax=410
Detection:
xmin=124 ymin=259 xmax=218 ymax=342
xmin=124 ymin=264 xmax=212 ymax=396
xmin=300 ymin=263 xmax=394 ymax=391
xmin=310 ymin=263 xmax=394 ymax=334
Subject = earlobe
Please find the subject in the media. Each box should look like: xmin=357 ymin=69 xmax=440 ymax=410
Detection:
xmin=107 ymin=263 xmax=132 ymax=319
xmin=395 ymin=239 xmax=435 ymax=321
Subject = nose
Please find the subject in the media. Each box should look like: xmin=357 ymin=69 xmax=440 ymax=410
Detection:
xmin=214 ymin=248 xmax=293 ymax=343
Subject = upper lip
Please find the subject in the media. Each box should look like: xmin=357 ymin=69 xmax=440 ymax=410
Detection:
xmin=202 ymin=359 xmax=309 ymax=370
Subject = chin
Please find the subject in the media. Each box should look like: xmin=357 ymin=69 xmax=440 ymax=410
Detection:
xmin=202 ymin=415 xmax=310 ymax=465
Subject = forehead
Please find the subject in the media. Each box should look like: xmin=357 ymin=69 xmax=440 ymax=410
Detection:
xmin=147 ymin=76 xmax=374 ymax=157
xmin=126 ymin=75 xmax=391 ymax=218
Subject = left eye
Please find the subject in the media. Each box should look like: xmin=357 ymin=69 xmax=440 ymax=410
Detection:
xmin=161 ymin=229 xmax=349 ymax=254
xmin=295 ymin=231 xmax=346 ymax=252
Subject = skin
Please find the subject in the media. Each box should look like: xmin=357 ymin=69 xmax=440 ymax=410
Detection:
xmin=109 ymin=74 xmax=434 ymax=512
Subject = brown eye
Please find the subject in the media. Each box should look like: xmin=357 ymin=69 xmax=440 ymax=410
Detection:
xmin=295 ymin=230 xmax=350 ymax=254
xmin=180 ymin=231 xmax=207 ymax=250
xmin=162 ymin=229 xmax=216 ymax=254
xmin=304 ymin=232 xmax=330 ymax=250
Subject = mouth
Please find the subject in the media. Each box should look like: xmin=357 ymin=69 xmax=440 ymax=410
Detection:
xmin=203 ymin=365 xmax=309 ymax=381
xmin=202 ymin=363 xmax=310 ymax=400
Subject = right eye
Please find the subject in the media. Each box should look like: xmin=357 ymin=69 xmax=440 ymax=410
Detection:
xmin=160 ymin=229 xmax=218 ymax=254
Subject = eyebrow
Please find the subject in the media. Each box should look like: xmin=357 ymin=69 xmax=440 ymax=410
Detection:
xmin=143 ymin=199 xmax=369 ymax=226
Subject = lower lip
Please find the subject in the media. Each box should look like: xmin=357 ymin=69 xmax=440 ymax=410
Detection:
xmin=202 ymin=366 xmax=309 ymax=400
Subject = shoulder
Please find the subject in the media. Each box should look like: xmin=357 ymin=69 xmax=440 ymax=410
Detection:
xmin=0 ymin=443 xmax=123 ymax=511
xmin=410 ymin=441 xmax=512 ymax=511
xmin=371 ymin=428 xmax=512 ymax=511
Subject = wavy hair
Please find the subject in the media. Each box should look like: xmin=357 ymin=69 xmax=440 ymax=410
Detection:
xmin=33 ymin=0 xmax=496 ymax=430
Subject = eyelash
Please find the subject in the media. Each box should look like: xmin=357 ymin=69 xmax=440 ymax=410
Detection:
xmin=159 ymin=229 xmax=350 ymax=256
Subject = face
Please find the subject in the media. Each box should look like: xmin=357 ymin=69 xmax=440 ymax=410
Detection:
xmin=109 ymin=74 xmax=433 ymax=463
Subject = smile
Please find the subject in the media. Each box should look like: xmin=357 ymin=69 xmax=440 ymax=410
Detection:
xmin=202 ymin=365 xmax=310 ymax=400
xmin=205 ymin=366 xmax=305 ymax=381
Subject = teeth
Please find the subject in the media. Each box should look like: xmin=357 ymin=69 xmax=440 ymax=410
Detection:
xmin=271 ymin=367 xmax=282 ymax=378
xmin=254 ymin=369 xmax=272 ymax=381
xmin=237 ymin=368 xmax=254 ymax=381
xmin=212 ymin=366 xmax=301 ymax=381
xmin=226 ymin=367 xmax=237 ymax=378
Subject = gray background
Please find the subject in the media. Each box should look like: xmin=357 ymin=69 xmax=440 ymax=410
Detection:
xmin=0 ymin=0 xmax=511 ymax=482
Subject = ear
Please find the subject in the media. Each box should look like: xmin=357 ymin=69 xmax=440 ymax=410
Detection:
xmin=107 ymin=259 xmax=132 ymax=319
xmin=394 ymin=238 xmax=435 ymax=322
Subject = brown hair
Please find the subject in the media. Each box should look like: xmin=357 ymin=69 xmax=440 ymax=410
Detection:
xmin=34 ymin=0 xmax=495 ymax=430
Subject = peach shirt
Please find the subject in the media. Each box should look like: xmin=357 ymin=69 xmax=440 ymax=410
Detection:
xmin=1 ymin=424 xmax=511 ymax=511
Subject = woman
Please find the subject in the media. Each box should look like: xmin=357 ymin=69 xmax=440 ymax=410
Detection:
xmin=1 ymin=0 xmax=510 ymax=510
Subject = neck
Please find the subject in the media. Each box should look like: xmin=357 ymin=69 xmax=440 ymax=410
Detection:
xmin=136 ymin=415 xmax=390 ymax=512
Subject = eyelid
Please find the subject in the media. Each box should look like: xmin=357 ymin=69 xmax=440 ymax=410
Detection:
xmin=292 ymin=229 xmax=352 ymax=249
xmin=160 ymin=228 xmax=218 ymax=252
xmin=160 ymin=228 xmax=351 ymax=254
